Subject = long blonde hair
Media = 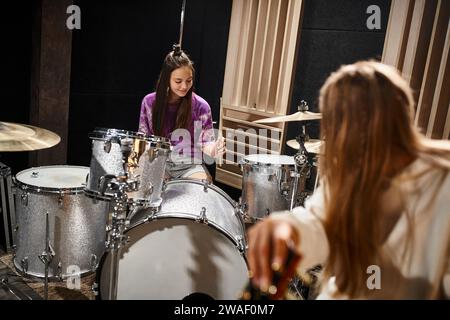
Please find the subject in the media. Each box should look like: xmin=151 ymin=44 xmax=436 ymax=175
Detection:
xmin=318 ymin=61 xmax=450 ymax=297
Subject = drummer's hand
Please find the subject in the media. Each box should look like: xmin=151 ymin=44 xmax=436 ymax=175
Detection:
xmin=247 ymin=218 xmax=301 ymax=293
xmin=203 ymin=136 xmax=225 ymax=159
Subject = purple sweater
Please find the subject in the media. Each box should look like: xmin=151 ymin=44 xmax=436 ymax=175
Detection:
xmin=138 ymin=92 xmax=215 ymax=160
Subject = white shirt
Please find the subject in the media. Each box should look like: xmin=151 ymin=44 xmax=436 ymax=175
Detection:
xmin=272 ymin=157 xmax=450 ymax=299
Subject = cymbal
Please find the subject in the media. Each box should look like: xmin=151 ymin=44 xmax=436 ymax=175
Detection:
xmin=0 ymin=122 xmax=61 ymax=152
xmin=254 ymin=111 xmax=322 ymax=124
xmin=286 ymin=139 xmax=323 ymax=154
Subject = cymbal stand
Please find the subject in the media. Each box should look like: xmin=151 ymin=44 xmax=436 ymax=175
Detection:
xmin=38 ymin=211 xmax=55 ymax=300
xmin=290 ymin=119 xmax=313 ymax=209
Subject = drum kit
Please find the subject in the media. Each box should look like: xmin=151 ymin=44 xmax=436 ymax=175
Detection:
xmin=0 ymin=101 xmax=322 ymax=300
xmin=239 ymin=101 xmax=322 ymax=224
xmin=240 ymin=101 xmax=323 ymax=300
xmin=0 ymin=122 xmax=248 ymax=300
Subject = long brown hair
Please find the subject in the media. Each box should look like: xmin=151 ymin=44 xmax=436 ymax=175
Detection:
xmin=152 ymin=48 xmax=195 ymax=137
xmin=318 ymin=61 xmax=450 ymax=297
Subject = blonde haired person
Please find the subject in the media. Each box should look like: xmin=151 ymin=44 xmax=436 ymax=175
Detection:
xmin=247 ymin=61 xmax=450 ymax=299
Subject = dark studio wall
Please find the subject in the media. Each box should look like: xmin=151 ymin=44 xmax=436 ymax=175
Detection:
xmin=0 ymin=3 xmax=32 ymax=174
xmin=68 ymin=0 xmax=232 ymax=172
xmin=285 ymin=0 xmax=391 ymax=155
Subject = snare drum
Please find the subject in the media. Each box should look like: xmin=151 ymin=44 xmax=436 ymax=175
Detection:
xmin=96 ymin=179 xmax=248 ymax=300
xmin=240 ymin=154 xmax=306 ymax=223
xmin=87 ymin=128 xmax=171 ymax=207
xmin=13 ymin=166 xmax=110 ymax=279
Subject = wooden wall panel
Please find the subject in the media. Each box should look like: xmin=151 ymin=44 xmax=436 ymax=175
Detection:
xmin=217 ymin=0 xmax=304 ymax=188
xmin=427 ymin=20 xmax=450 ymax=138
xmin=382 ymin=0 xmax=414 ymax=70
xmin=383 ymin=0 xmax=450 ymax=140
xmin=416 ymin=0 xmax=450 ymax=130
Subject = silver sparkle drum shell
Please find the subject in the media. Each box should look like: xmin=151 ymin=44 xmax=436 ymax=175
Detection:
xmin=13 ymin=166 xmax=110 ymax=279
xmin=240 ymin=154 xmax=302 ymax=222
xmin=87 ymin=128 xmax=170 ymax=207
xmin=97 ymin=179 xmax=248 ymax=300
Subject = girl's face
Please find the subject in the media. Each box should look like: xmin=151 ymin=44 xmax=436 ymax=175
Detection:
xmin=169 ymin=66 xmax=193 ymax=100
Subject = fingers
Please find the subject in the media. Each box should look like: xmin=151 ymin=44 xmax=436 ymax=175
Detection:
xmin=247 ymin=218 xmax=301 ymax=297
xmin=270 ymin=223 xmax=301 ymax=299
xmin=215 ymin=137 xmax=226 ymax=158
xmin=271 ymin=227 xmax=288 ymax=274
xmin=271 ymin=222 xmax=297 ymax=271
xmin=247 ymin=224 xmax=260 ymax=284
xmin=256 ymin=222 xmax=272 ymax=291
xmin=217 ymin=137 xmax=225 ymax=150
xmin=247 ymin=222 xmax=270 ymax=288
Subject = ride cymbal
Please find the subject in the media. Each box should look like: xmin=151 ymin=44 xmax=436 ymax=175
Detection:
xmin=254 ymin=111 xmax=322 ymax=124
xmin=286 ymin=139 xmax=323 ymax=154
xmin=0 ymin=122 xmax=61 ymax=152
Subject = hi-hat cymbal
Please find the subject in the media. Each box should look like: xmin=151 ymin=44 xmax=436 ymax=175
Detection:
xmin=286 ymin=139 xmax=323 ymax=154
xmin=254 ymin=111 xmax=322 ymax=124
xmin=0 ymin=122 xmax=61 ymax=152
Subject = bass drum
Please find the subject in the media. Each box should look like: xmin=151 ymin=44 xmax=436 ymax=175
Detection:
xmin=97 ymin=179 xmax=248 ymax=300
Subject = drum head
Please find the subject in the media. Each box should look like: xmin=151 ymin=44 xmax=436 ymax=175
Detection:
xmin=244 ymin=154 xmax=295 ymax=165
xmin=15 ymin=165 xmax=89 ymax=189
xmin=99 ymin=217 xmax=248 ymax=300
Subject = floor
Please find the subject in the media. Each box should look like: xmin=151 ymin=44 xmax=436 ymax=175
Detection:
xmin=0 ymin=249 xmax=95 ymax=300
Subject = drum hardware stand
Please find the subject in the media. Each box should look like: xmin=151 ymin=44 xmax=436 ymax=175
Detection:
xmin=1 ymin=240 xmax=33 ymax=300
xmin=236 ymin=202 xmax=249 ymax=222
xmin=98 ymin=173 xmax=138 ymax=300
xmin=290 ymin=143 xmax=310 ymax=210
xmin=56 ymin=262 xmax=63 ymax=281
xmin=284 ymin=100 xmax=317 ymax=299
xmin=203 ymin=180 xmax=209 ymax=192
xmin=124 ymin=204 xmax=141 ymax=224
xmin=289 ymin=100 xmax=315 ymax=209
xmin=38 ymin=211 xmax=55 ymax=300
xmin=179 ymin=0 xmax=187 ymax=48
xmin=20 ymin=257 xmax=28 ymax=273
xmin=103 ymin=177 xmax=131 ymax=300
xmin=236 ymin=235 xmax=246 ymax=254
xmin=0 ymin=277 xmax=33 ymax=300
xmin=100 ymin=137 xmax=140 ymax=300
